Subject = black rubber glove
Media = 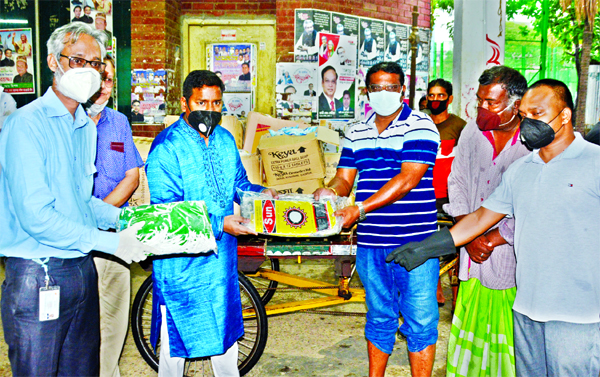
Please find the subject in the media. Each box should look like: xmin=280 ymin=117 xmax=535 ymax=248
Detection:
xmin=385 ymin=227 xmax=456 ymax=271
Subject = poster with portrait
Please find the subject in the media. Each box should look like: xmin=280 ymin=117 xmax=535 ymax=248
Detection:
xmin=317 ymin=32 xmax=357 ymax=120
xmin=210 ymin=43 xmax=254 ymax=93
xmin=222 ymin=93 xmax=251 ymax=117
xmin=358 ymin=18 xmax=384 ymax=68
xmin=0 ymin=28 xmax=35 ymax=94
xmin=294 ymin=9 xmax=331 ymax=63
xmin=331 ymin=13 xmax=359 ymax=38
xmin=415 ymin=28 xmax=430 ymax=75
xmin=70 ymin=0 xmax=114 ymax=51
xmin=275 ymin=63 xmax=317 ymax=121
xmin=384 ymin=22 xmax=409 ymax=71
xmin=131 ymin=69 xmax=167 ymax=124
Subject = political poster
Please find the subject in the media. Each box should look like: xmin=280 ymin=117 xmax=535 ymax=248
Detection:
xmin=317 ymin=32 xmax=357 ymax=120
xmin=384 ymin=22 xmax=409 ymax=71
xmin=416 ymin=28 xmax=430 ymax=75
xmin=223 ymin=93 xmax=251 ymax=117
xmin=294 ymin=9 xmax=331 ymax=63
xmin=0 ymin=28 xmax=34 ymax=94
xmin=275 ymin=63 xmax=317 ymax=122
xmin=331 ymin=13 xmax=359 ymax=38
xmin=70 ymin=1 xmax=114 ymax=51
xmin=131 ymin=69 xmax=167 ymax=124
xmin=210 ymin=43 xmax=254 ymax=93
xmin=358 ymin=18 xmax=384 ymax=67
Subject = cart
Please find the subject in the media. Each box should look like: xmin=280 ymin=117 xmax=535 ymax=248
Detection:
xmin=130 ymin=216 xmax=456 ymax=376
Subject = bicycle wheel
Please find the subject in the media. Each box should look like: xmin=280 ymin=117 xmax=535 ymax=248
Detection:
xmin=244 ymin=258 xmax=279 ymax=305
xmin=130 ymin=273 xmax=268 ymax=376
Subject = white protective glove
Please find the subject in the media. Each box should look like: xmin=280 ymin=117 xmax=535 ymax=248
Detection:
xmin=114 ymin=222 xmax=158 ymax=264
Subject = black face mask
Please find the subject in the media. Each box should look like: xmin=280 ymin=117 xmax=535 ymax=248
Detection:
xmin=520 ymin=109 xmax=565 ymax=149
xmin=426 ymin=99 xmax=449 ymax=115
xmin=187 ymin=110 xmax=221 ymax=138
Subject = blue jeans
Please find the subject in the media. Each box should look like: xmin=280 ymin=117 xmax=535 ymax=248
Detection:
xmin=356 ymin=246 xmax=439 ymax=354
xmin=1 ymin=255 xmax=100 ymax=376
xmin=513 ymin=310 xmax=600 ymax=377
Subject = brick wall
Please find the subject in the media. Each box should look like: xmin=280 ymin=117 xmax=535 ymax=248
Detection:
xmin=181 ymin=0 xmax=276 ymax=16
xmin=131 ymin=0 xmax=182 ymax=137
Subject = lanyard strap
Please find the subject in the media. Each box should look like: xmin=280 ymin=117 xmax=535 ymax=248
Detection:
xmin=32 ymin=257 xmax=50 ymax=288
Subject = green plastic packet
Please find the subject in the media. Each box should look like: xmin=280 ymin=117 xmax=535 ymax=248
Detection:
xmin=117 ymin=201 xmax=217 ymax=255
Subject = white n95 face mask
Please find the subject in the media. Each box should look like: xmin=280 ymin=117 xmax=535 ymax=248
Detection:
xmin=368 ymin=90 xmax=403 ymax=117
xmin=56 ymin=66 xmax=102 ymax=103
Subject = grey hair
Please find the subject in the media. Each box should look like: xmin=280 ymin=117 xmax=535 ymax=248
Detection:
xmin=46 ymin=23 xmax=107 ymax=63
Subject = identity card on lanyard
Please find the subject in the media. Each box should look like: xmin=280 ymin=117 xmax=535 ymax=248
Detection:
xmin=35 ymin=258 xmax=60 ymax=321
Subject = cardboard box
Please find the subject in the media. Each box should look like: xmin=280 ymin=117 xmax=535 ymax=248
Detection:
xmin=243 ymin=111 xmax=309 ymax=154
xmin=221 ymin=115 xmax=244 ymax=149
xmin=129 ymin=137 xmax=154 ymax=207
xmin=258 ymin=127 xmax=340 ymax=186
xmin=270 ymin=179 xmax=323 ymax=195
xmin=324 ymin=153 xmax=341 ymax=186
xmin=240 ymin=153 xmax=262 ymax=185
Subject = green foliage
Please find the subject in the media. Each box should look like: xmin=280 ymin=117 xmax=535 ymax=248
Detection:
xmin=506 ymin=0 xmax=600 ymax=64
xmin=431 ymin=0 xmax=455 ymax=35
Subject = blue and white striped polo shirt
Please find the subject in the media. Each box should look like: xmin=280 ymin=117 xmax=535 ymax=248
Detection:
xmin=338 ymin=105 xmax=440 ymax=248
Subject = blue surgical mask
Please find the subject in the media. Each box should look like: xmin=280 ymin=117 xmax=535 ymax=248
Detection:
xmin=368 ymin=91 xmax=404 ymax=116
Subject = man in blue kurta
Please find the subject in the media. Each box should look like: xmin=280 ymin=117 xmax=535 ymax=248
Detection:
xmin=145 ymin=70 xmax=277 ymax=377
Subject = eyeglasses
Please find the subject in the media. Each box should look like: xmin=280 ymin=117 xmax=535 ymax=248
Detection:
xmin=59 ymin=54 xmax=106 ymax=73
xmin=368 ymin=84 xmax=401 ymax=93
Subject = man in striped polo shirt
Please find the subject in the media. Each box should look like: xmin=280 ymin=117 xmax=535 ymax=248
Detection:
xmin=315 ymin=61 xmax=440 ymax=376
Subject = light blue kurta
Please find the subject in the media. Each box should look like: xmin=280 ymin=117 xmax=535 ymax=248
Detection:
xmin=145 ymin=115 xmax=264 ymax=358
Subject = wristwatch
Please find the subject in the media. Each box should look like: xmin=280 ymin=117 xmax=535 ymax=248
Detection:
xmin=356 ymin=202 xmax=367 ymax=222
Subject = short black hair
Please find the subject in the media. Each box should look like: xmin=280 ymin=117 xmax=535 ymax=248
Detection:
xmin=428 ymin=78 xmax=453 ymax=96
xmin=342 ymin=90 xmax=350 ymax=98
xmin=321 ymin=65 xmax=337 ymax=81
xmin=365 ymin=62 xmax=404 ymax=87
xmin=182 ymin=70 xmax=225 ymax=102
xmin=242 ymin=63 xmax=249 ymax=68
xmin=528 ymin=79 xmax=574 ymax=111
xmin=84 ymin=5 xmax=91 ymax=10
xmin=284 ymin=85 xmax=296 ymax=93
xmin=4 ymin=48 xmax=11 ymax=53
xmin=419 ymin=95 xmax=427 ymax=105
xmin=132 ymin=100 xmax=140 ymax=105
xmin=478 ymin=65 xmax=527 ymax=100
xmin=74 ymin=5 xmax=82 ymax=11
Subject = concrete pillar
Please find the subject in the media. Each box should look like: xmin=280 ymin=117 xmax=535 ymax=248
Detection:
xmin=452 ymin=0 xmax=506 ymax=120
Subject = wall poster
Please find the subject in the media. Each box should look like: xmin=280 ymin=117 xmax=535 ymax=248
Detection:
xmin=0 ymin=28 xmax=34 ymax=94
xmin=294 ymin=9 xmax=331 ymax=63
xmin=131 ymin=69 xmax=167 ymax=124
xmin=70 ymin=0 xmax=114 ymax=51
xmin=358 ymin=18 xmax=384 ymax=68
xmin=317 ymin=32 xmax=357 ymax=120
xmin=275 ymin=63 xmax=316 ymax=122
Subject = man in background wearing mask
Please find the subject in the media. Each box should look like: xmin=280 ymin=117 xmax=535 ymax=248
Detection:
xmin=314 ymin=61 xmax=440 ymax=376
xmin=441 ymin=66 xmax=528 ymax=376
xmin=86 ymin=56 xmax=144 ymax=377
xmin=145 ymin=70 xmax=278 ymax=377
xmin=426 ymin=79 xmax=465 ymax=145
xmin=388 ymin=78 xmax=600 ymax=377
xmin=0 ymin=22 xmax=151 ymax=376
